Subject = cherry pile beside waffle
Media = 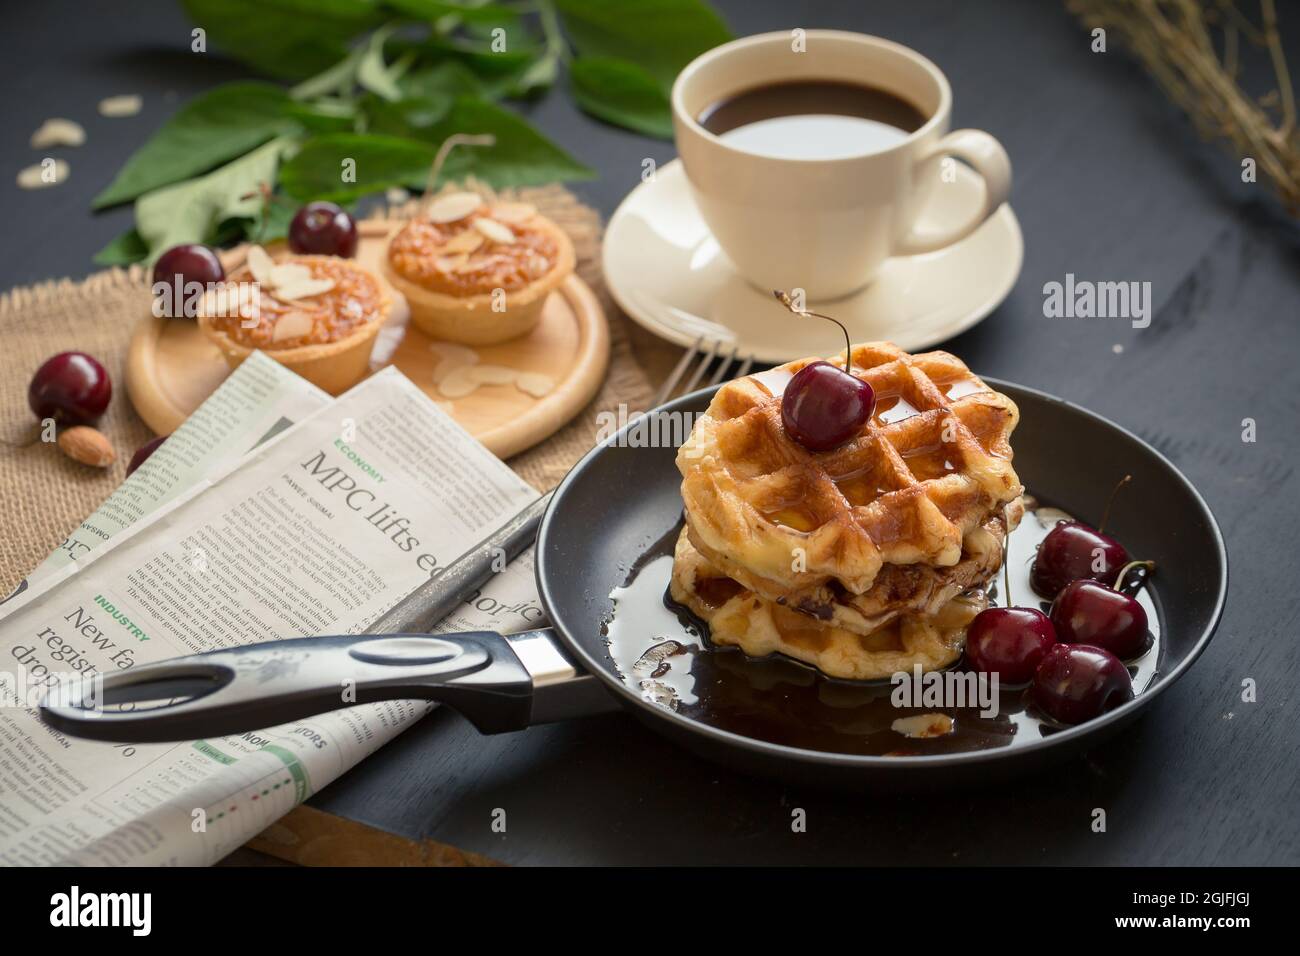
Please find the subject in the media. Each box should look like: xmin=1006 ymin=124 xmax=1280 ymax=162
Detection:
xmin=672 ymin=342 xmax=1025 ymax=680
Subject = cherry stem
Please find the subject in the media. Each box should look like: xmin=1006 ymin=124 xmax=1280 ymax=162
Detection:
xmin=1114 ymin=559 xmax=1156 ymax=593
xmin=421 ymin=133 xmax=496 ymax=212
xmin=773 ymin=290 xmax=854 ymax=371
xmin=1098 ymin=473 xmax=1131 ymax=534
xmin=1002 ymin=506 xmax=1013 ymax=607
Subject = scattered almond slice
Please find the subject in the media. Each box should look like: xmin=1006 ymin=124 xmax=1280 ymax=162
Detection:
xmin=271 ymin=311 xmax=314 ymax=343
xmin=99 ymin=94 xmax=142 ymax=117
xmin=467 ymin=364 xmax=518 ymax=386
xmin=269 ymin=262 xmax=312 ymax=287
xmin=434 ymin=253 xmax=469 ymax=274
xmin=429 ymin=342 xmax=480 ymax=365
xmin=30 ymin=118 xmax=86 ymax=149
xmin=891 ymin=714 xmax=954 ymax=739
xmin=473 ymin=217 xmax=515 ymax=244
xmin=426 ymin=191 xmax=482 ymax=223
xmin=438 ymin=366 xmax=480 ymax=399
xmin=274 ymin=277 xmax=335 ymax=300
xmin=489 ymin=202 xmax=536 ymax=224
xmin=440 ymin=230 xmax=484 ymax=254
xmin=453 ymin=256 xmax=484 ymax=274
xmin=246 ymin=246 xmax=275 ymax=286
xmin=430 ymin=342 xmax=480 ymax=385
xmin=386 ymin=187 xmax=410 ymax=205
xmin=515 ymin=372 xmax=555 ymax=398
xmin=17 ymin=159 xmax=69 ymax=189
xmin=433 ymin=357 xmax=472 ymax=384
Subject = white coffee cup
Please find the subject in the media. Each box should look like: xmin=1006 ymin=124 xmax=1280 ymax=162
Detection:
xmin=671 ymin=30 xmax=1011 ymax=301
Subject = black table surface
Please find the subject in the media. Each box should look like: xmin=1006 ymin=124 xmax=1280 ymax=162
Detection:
xmin=6 ymin=1 xmax=1298 ymax=865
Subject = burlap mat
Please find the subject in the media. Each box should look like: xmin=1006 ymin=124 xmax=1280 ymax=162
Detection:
xmin=0 ymin=184 xmax=655 ymax=595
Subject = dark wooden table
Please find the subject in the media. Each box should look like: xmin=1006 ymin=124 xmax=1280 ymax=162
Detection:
xmin=6 ymin=0 xmax=1298 ymax=865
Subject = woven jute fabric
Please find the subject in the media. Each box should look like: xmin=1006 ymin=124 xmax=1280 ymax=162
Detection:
xmin=0 ymin=184 xmax=654 ymax=595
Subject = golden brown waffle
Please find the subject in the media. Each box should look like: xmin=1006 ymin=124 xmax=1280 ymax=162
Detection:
xmin=670 ymin=530 xmax=988 ymax=680
xmin=677 ymin=342 xmax=1022 ymax=603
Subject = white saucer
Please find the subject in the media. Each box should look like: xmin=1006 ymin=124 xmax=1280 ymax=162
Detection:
xmin=603 ymin=159 xmax=1023 ymax=364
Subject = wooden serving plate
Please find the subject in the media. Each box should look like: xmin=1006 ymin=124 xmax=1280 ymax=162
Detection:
xmin=126 ymin=221 xmax=609 ymax=459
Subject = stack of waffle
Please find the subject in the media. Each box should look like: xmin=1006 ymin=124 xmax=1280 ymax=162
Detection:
xmin=672 ymin=343 xmax=1025 ymax=680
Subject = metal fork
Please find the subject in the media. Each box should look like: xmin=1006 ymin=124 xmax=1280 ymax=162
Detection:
xmin=651 ymin=336 xmax=755 ymax=407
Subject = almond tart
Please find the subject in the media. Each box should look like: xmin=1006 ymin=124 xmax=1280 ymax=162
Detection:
xmin=383 ymin=191 xmax=575 ymax=345
xmin=197 ymin=249 xmax=392 ymax=395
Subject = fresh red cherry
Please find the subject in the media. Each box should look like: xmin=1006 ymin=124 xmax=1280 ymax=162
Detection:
xmin=966 ymin=606 xmax=1057 ymax=684
xmin=1030 ymin=643 xmax=1133 ymax=725
xmin=152 ymin=244 xmax=225 ymax=319
xmin=152 ymin=244 xmax=225 ymax=290
xmin=1051 ymin=579 xmax=1149 ymax=659
xmin=1030 ymin=520 xmax=1129 ymax=598
xmin=781 ymin=362 xmax=875 ymax=452
xmin=28 ymin=352 xmax=112 ymax=425
xmin=126 ymin=435 xmax=168 ymax=478
xmin=289 ymin=201 xmax=358 ymax=257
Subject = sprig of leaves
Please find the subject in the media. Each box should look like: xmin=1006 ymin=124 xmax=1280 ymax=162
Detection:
xmin=94 ymin=0 xmax=729 ymax=267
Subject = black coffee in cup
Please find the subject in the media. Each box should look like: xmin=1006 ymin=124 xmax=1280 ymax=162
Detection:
xmin=698 ymin=80 xmax=928 ymax=159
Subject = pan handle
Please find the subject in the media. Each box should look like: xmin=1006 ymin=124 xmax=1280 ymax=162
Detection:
xmin=39 ymin=627 xmax=615 ymax=744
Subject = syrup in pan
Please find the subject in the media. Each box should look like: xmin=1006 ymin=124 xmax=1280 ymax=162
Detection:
xmin=603 ymin=501 xmax=1161 ymax=757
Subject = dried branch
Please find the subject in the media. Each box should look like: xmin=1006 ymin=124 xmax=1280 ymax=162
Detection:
xmin=1068 ymin=0 xmax=1300 ymax=213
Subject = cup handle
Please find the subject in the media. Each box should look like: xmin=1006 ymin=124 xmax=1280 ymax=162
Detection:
xmin=893 ymin=129 xmax=1012 ymax=256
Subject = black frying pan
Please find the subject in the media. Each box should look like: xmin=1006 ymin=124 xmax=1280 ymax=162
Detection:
xmin=40 ymin=380 xmax=1227 ymax=789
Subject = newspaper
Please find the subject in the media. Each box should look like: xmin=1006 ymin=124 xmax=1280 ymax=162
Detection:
xmin=3 ymin=352 xmax=332 ymax=614
xmin=0 ymin=362 xmax=542 ymax=865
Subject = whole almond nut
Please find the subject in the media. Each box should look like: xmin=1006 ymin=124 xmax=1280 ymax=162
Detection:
xmin=59 ymin=426 xmax=116 ymax=468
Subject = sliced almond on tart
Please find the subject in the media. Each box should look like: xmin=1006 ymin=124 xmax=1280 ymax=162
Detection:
xmin=269 ymin=262 xmax=312 ymax=288
xmin=473 ymin=217 xmax=515 ymax=244
xmin=246 ymin=245 xmax=275 ymax=285
xmin=489 ymin=202 xmax=536 ymax=224
xmin=271 ymin=310 xmax=314 ymax=343
xmin=440 ymin=230 xmax=485 ymax=254
xmin=434 ymin=253 xmax=469 ymax=274
xmin=274 ymin=277 xmax=335 ymax=300
xmin=426 ymin=191 xmax=483 ymax=223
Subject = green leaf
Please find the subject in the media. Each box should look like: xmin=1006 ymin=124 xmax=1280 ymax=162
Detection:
xmin=283 ymin=98 xmax=358 ymax=133
xmin=570 ymin=56 xmax=672 ymax=138
xmin=93 ymin=228 xmax=149 ymax=267
xmin=410 ymin=32 xmax=539 ymax=78
xmin=398 ymin=61 xmax=495 ymax=99
xmin=134 ymin=138 xmax=290 ymax=264
xmin=93 ymin=82 xmax=297 ymax=209
xmin=280 ymin=133 xmax=438 ymax=202
xmin=356 ymin=24 xmax=406 ymax=102
xmin=181 ymin=0 xmax=384 ymax=79
xmin=385 ymin=0 xmax=518 ymax=24
xmin=556 ymin=0 xmax=731 ymax=91
xmin=365 ymin=94 xmax=455 ymax=136
xmin=370 ymin=96 xmax=594 ymax=187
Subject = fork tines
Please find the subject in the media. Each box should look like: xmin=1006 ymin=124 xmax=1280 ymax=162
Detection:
xmin=652 ymin=336 xmax=755 ymax=408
